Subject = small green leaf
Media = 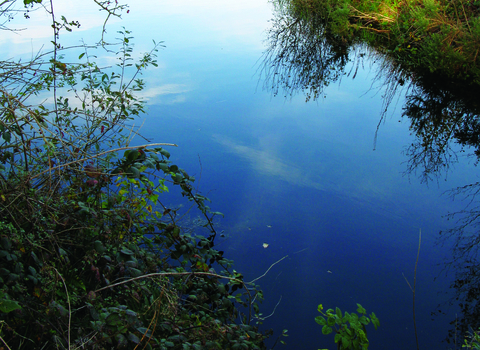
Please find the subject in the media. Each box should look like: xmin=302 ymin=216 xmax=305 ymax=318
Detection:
xmin=106 ymin=313 xmax=122 ymax=326
xmin=157 ymin=162 xmax=169 ymax=172
xmin=322 ymin=325 xmax=333 ymax=335
xmin=126 ymin=166 xmax=140 ymax=178
xmin=2 ymin=132 xmax=11 ymax=142
xmin=0 ymin=237 xmax=12 ymax=250
xmin=127 ymin=332 xmax=140 ymax=344
xmin=336 ymin=307 xmax=342 ymax=319
xmin=115 ymin=334 xmax=128 ymax=347
xmin=359 ymin=315 xmax=370 ymax=325
xmin=120 ymin=248 xmax=134 ymax=256
xmin=334 ymin=333 xmax=342 ymax=343
xmin=341 ymin=336 xmax=351 ymax=349
xmin=370 ymin=312 xmax=380 ymax=329
xmin=94 ymin=241 xmax=105 ymax=253
xmin=357 ymin=303 xmax=366 ymax=314
xmin=0 ymin=299 xmax=22 ymax=313
xmin=129 ymin=268 xmax=142 ymax=277
xmin=159 ymin=148 xmax=170 ymax=158
xmin=136 ymin=327 xmax=152 ymax=337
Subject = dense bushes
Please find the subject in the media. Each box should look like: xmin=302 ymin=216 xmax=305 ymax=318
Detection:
xmin=0 ymin=1 xmax=269 ymax=349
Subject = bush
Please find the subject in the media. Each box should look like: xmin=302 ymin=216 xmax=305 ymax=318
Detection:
xmin=0 ymin=1 xmax=269 ymax=349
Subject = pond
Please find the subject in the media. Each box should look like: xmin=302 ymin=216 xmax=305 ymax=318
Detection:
xmin=136 ymin=2 xmax=480 ymax=348
xmin=4 ymin=0 xmax=480 ymax=348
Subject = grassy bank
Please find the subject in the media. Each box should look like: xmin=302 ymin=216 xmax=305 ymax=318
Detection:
xmin=273 ymin=0 xmax=480 ymax=83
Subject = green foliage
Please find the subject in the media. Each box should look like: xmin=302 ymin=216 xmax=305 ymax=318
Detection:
xmin=315 ymin=304 xmax=379 ymax=350
xmin=274 ymin=0 xmax=480 ymax=83
xmin=463 ymin=328 xmax=480 ymax=349
xmin=0 ymin=1 xmax=270 ymax=349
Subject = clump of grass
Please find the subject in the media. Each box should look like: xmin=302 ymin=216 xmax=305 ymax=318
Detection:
xmin=273 ymin=0 xmax=480 ymax=83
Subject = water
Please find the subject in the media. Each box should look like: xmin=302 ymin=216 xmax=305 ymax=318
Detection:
xmin=4 ymin=1 xmax=479 ymax=348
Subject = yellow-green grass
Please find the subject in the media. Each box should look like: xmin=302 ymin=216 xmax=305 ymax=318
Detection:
xmin=274 ymin=0 xmax=480 ymax=83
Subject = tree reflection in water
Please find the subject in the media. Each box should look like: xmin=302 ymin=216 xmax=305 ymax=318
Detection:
xmin=260 ymin=5 xmax=480 ymax=344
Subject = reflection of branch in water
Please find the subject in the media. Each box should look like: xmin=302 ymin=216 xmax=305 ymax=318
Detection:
xmin=402 ymin=230 xmax=421 ymax=350
xmin=443 ymin=182 xmax=480 ymax=260
xmin=249 ymin=255 xmax=288 ymax=284
xmin=253 ymin=295 xmax=283 ymax=321
xmin=259 ymin=9 xmax=356 ymax=102
xmin=292 ymin=247 xmax=308 ymax=255
xmin=438 ymin=183 xmax=480 ymax=343
xmin=275 ymin=271 xmax=282 ymax=280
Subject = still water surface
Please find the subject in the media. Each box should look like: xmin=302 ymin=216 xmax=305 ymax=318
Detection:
xmin=5 ymin=0 xmax=479 ymax=348
xmin=135 ymin=2 xmax=479 ymax=349
xmin=132 ymin=2 xmax=479 ymax=349
xmin=133 ymin=2 xmax=478 ymax=349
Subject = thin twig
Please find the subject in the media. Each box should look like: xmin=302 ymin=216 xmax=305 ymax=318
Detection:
xmin=249 ymin=255 xmax=288 ymax=284
xmin=0 ymin=333 xmax=12 ymax=350
xmin=94 ymin=271 xmax=253 ymax=323
xmin=403 ymin=229 xmax=421 ymax=350
xmin=31 ymin=143 xmax=177 ymax=180
xmin=254 ymin=295 xmax=283 ymax=321
xmin=413 ymin=230 xmax=421 ymax=350
xmin=53 ymin=267 xmax=71 ymax=350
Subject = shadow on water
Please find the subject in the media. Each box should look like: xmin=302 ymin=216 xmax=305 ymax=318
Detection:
xmin=260 ymin=4 xmax=480 ymax=346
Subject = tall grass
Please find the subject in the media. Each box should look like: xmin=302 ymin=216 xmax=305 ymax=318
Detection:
xmin=272 ymin=0 xmax=480 ymax=83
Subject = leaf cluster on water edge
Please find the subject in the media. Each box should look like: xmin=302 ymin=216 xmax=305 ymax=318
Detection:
xmin=315 ymin=304 xmax=379 ymax=350
xmin=463 ymin=328 xmax=480 ymax=349
xmin=0 ymin=1 xmax=272 ymax=349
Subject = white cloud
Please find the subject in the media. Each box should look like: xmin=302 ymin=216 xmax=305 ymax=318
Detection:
xmin=138 ymin=84 xmax=190 ymax=103
xmin=212 ymin=134 xmax=332 ymax=192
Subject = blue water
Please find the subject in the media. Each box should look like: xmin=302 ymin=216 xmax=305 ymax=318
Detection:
xmin=5 ymin=1 xmax=478 ymax=348
xmin=139 ymin=59 xmax=475 ymax=348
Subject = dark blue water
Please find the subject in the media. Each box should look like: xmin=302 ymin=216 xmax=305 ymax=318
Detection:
xmin=138 ymin=50 xmax=476 ymax=348
xmin=5 ymin=1 xmax=476 ymax=348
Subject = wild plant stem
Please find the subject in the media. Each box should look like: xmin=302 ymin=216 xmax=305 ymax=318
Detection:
xmin=53 ymin=267 xmax=71 ymax=350
xmin=413 ymin=229 xmax=421 ymax=350
xmin=30 ymin=142 xmax=177 ymax=180
xmin=402 ymin=229 xmax=421 ymax=350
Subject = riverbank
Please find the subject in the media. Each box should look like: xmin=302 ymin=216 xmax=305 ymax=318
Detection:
xmin=273 ymin=0 xmax=480 ymax=83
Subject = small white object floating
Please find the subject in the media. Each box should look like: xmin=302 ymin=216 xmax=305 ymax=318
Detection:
xmin=266 ymin=225 xmax=272 ymax=228
xmin=327 ymin=270 xmax=333 ymax=274
xmin=263 ymin=243 xmax=269 ymax=249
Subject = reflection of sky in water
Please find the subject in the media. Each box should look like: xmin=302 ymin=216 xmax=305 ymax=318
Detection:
xmin=3 ymin=1 xmax=480 ymax=349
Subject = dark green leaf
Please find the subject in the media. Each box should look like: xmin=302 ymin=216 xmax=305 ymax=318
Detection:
xmin=315 ymin=316 xmax=326 ymax=325
xmin=322 ymin=325 xmax=333 ymax=335
xmin=0 ymin=237 xmax=12 ymax=250
xmin=106 ymin=313 xmax=122 ymax=326
xmin=356 ymin=303 xmax=366 ymax=314
xmin=2 ymin=132 xmax=11 ymax=143
xmin=0 ymin=299 xmax=22 ymax=313
xmin=336 ymin=307 xmax=342 ymax=319
xmin=159 ymin=148 xmax=170 ymax=158
xmin=127 ymin=332 xmax=140 ymax=344
xmin=126 ymin=166 xmax=140 ymax=178
xmin=120 ymin=248 xmax=135 ymax=255
xmin=129 ymin=268 xmax=142 ymax=277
